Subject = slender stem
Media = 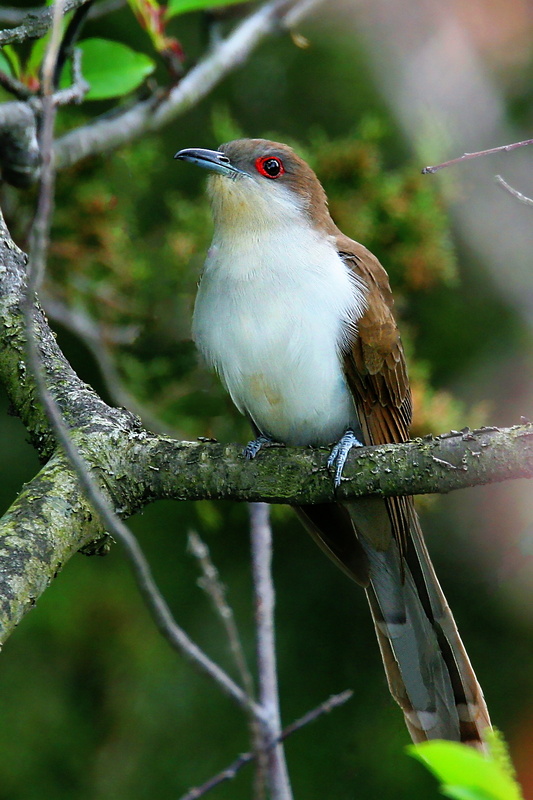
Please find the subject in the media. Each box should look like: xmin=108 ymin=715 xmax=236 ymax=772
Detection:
xmin=250 ymin=503 xmax=293 ymax=800
xmin=422 ymin=137 xmax=533 ymax=174
xmin=178 ymin=690 xmax=353 ymax=800
xmin=188 ymin=531 xmax=256 ymax=702
xmin=495 ymin=174 xmax=533 ymax=207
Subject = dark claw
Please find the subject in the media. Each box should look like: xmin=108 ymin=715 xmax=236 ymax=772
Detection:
xmin=243 ymin=434 xmax=274 ymax=460
xmin=327 ymin=430 xmax=363 ymax=488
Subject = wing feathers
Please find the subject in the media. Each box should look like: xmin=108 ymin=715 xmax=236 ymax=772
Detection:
xmin=314 ymin=233 xmax=491 ymax=745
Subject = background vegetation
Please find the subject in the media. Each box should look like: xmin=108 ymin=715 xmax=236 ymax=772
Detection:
xmin=1 ymin=1 xmax=533 ymax=798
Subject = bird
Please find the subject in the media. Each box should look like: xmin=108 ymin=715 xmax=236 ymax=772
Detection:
xmin=174 ymin=138 xmax=491 ymax=747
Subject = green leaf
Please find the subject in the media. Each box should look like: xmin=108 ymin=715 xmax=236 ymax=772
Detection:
xmin=61 ymin=39 xmax=155 ymax=100
xmin=1 ymin=45 xmax=21 ymax=78
xmin=165 ymin=0 xmax=252 ymax=20
xmin=407 ymin=741 xmax=524 ymax=800
xmin=0 ymin=52 xmax=12 ymax=76
xmin=441 ymin=787 xmax=503 ymax=800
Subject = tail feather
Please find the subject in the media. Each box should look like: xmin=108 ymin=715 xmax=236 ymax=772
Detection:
xmin=294 ymin=497 xmax=491 ymax=747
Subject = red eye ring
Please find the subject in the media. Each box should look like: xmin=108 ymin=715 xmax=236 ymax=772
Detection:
xmin=255 ymin=156 xmax=285 ymax=179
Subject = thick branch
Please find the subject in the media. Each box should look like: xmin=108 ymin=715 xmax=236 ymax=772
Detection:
xmin=0 ymin=1 xmax=124 ymax=27
xmin=0 ymin=102 xmax=40 ymax=187
xmin=0 ymin=449 xmax=104 ymax=643
xmin=54 ymin=0 xmax=324 ymax=169
xmin=1 ymin=199 xmax=533 ymax=646
xmin=0 ymin=0 xmax=92 ymax=45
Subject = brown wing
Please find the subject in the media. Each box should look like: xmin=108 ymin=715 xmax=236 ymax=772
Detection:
xmin=337 ymin=234 xmax=414 ymax=553
xmin=337 ymin=234 xmax=411 ymax=447
xmin=296 ymin=234 xmax=491 ymax=746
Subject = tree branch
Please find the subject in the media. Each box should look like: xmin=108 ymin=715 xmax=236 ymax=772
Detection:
xmin=495 ymin=174 xmax=533 ymax=206
xmin=250 ymin=502 xmax=293 ymax=799
xmin=0 ymin=0 xmax=93 ymax=45
xmin=178 ymin=689 xmax=353 ymax=800
xmin=422 ymin=137 xmax=533 ymax=174
xmin=1 ymin=204 xmax=533 ymax=646
xmin=54 ymin=0 xmax=325 ymax=170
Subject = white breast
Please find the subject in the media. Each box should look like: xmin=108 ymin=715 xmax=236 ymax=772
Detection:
xmin=192 ymin=223 xmax=367 ymax=447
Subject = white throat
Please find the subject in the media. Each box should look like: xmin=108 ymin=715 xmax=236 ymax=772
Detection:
xmin=193 ymin=192 xmax=367 ymax=446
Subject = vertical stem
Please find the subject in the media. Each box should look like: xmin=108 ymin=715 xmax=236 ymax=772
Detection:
xmin=249 ymin=502 xmax=293 ymax=800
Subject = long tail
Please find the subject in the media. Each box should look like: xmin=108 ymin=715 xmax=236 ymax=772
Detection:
xmin=295 ymin=496 xmax=491 ymax=747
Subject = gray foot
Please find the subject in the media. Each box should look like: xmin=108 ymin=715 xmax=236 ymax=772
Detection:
xmin=243 ymin=434 xmax=274 ymax=460
xmin=327 ymin=430 xmax=363 ymax=488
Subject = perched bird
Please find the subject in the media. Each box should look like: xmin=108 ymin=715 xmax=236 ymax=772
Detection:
xmin=174 ymin=139 xmax=491 ymax=746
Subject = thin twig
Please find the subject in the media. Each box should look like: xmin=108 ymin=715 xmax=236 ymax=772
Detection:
xmin=250 ymin=502 xmax=293 ymax=800
xmin=495 ymin=174 xmax=533 ymax=207
xmin=51 ymin=48 xmax=89 ymax=106
xmin=422 ymin=137 xmax=533 ymax=174
xmin=26 ymin=0 xmax=64 ymax=292
xmin=188 ymin=529 xmax=265 ymax=792
xmin=178 ymin=690 xmax=353 ymax=800
xmin=188 ymin=530 xmax=256 ymax=702
xmin=22 ymin=0 xmax=264 ymax=724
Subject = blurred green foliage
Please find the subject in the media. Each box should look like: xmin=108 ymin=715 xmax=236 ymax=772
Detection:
xmin=408 ymin=732 xmax=524 ymax=800
xmin=1 ymin=3 xmax=533 ymax=800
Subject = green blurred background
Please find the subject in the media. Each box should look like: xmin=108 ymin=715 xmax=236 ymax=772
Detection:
xmin=1 ymin=1 xmax=533 ymax=798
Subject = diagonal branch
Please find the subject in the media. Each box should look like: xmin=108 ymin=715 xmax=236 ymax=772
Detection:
xmin=178 ymin=689 xmax=353 ymax=800
xmin=54 ymin=0 xmax=325 ymax=169
xmin=422 ymin=137 xmax=533 ymax=174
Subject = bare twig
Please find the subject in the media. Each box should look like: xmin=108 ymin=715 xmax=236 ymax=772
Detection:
xmin=53 ymin=0 xmax=94 ymax=89
xmin=188 ymin=529 xmax=265 ymax=793
xmin=54 ymin=0 xmax=326 ymax=169
xmin=495 ymin=174 xmax=533 ymax=207
xmin=188 ymin=530 xmax=255 ymax=702
xmin=422 ymin=137 xmax=533 ymax=174
xmin=26 ymin=0 xmax=64 ymax=291
xmin=52 ymin=48 xmax=90 ymax=106
xmin=250 ymin=503 xmax=293 ymax=800
xmin=22 ymin=0 xmax=264 ymax=724
xmin=0 ymin=70 xmax=34 ymax=100
xmin=178 ymin=690 xmax=353 ymax=800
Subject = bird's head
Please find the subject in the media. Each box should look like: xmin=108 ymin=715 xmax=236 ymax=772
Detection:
xmin=174 ymin=138 xmax=335 ymax=234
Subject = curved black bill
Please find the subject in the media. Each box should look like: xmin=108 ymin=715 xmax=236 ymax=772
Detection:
xmin=174 ymin=147 xmax=245 ymax=176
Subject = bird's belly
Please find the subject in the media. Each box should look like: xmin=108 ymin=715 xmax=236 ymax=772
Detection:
xmin=193 ymin=265 xmax=361 ymax=447
xmin=233 ymin=358 xmax=357 ymax=447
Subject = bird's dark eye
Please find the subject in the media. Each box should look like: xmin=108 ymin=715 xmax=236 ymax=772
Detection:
xmin=255 ymin=156 xmax=285 ymax=179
